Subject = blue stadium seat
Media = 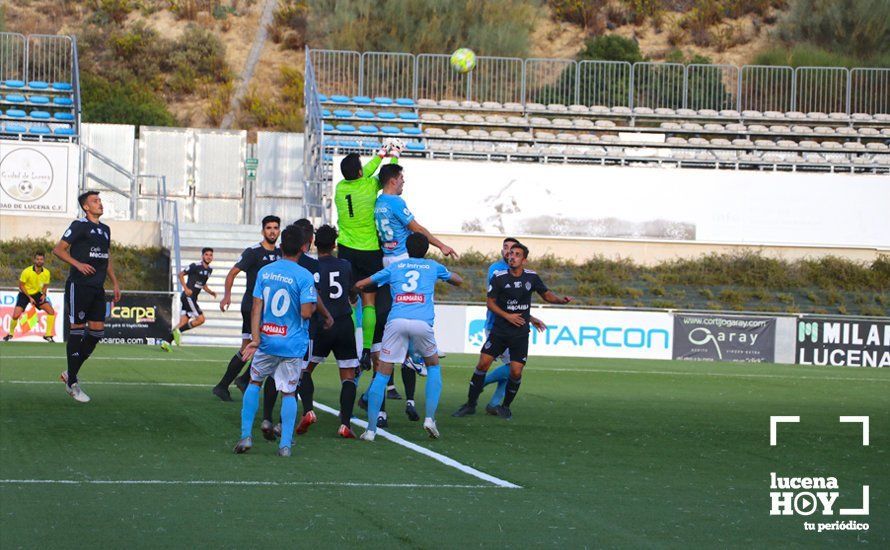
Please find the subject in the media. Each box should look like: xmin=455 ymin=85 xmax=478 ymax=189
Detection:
xmin=352 ymin=95 xmax=372 ymax=104
xmin=339 ymin=139 xmax=360 ymax=148
xmin=373 ymin=96 xmax=393 ymax=106
xmin=406 ymin=141 xmax=426 ymax=151
xmin=323 ymin=154 xmax=333 ymax=161
xmin=3 ymin=123 xmax=26 ymax=133
xmin=397 ymin=112 xmax=419 ymax=121
xmin=402 ymin=127 xmax=422 ymax=136
xmin=28 ymin=81 xmax=49 ymax=90
xmin=323 ymin=123 xmax=334 ymax=132
xmin=361 ymin=140 xmax=382 ymax=150
xmin=380 ymin=126 xmax=400 ymax=134
xmin=322 ymin=108 xmax=332 ymax=117
xmin=335 ymin=124 xmax=356 ymax=132
xmin=330 ymin=95 xmax=350 ymax=103
xmin=54 ymin=127 xmax=76 ymax=136
xmin=30 ymin=110 xmax=51 ymax=120
xmin=377 ymin=111 xmax=397 ymax=120
xmin=317 ymin=93 xmax=328 ymax=102
xmin=6 ymin=109 xmax=26 ymax=118
xmin=54 ymin=112 xmax=75 ymax=121
xmin=355 ymin=110 xmax=375 ymax=120
xmin=52 ymin=82 xmax=73 ymax=91
xmin=4 ymin=80 xmax=25 ymax=88
xmin=395 ymin=97 xmax=415 ymax=106
xmin=333 ymin=109 xmax=353 ymax=118
xmin=5 ymin=94 xmax=25 ymax=103
xmin=29 ymin=95 xmax=50 ymax=105
xmin=323 ymin=139 xmax=339 ymax=147
xmin=53 ymin=97 xmax=73 ymax=106
xmin=359 ymin=125 xmax=379 ymax=134
xmin=28 ymin=125 xmax=51 ymax=134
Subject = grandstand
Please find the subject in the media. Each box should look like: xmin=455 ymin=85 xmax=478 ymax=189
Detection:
xmin=303 ymin=49 xmax=890 ymax=195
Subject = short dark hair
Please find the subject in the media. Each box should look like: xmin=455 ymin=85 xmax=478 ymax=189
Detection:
xmin=378 ymin=163 xmax=403 ymax=187
xmin=78 ymin=190 xmax=99 ymax=208
xmin=34 ymin=251 xmax=45 ymax=257
xmin=280 ymin=225 xmax=305 ymax=257
xmin=340 ymin=154 xmax=362 ymax=180
xmin=201 ymin=247 xmax=213 ymax=255
xmin=510 ymin=242 xmax=529 ymax=259
xmin=293 ymin=218 xmax=313 ymax=233
xmin=261 ymin=215 xmax=280 ymax=228
xmin=315 ymin=225 xmax=338 ymax=253
xmin=407 ymin=232 xmax=429 ymax=258
xmin=503 ymin=236 xmax=520 ymax=245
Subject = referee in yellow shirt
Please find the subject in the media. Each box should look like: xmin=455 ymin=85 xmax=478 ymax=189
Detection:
xmin=3 ymin=252 xmax=56 ymax=342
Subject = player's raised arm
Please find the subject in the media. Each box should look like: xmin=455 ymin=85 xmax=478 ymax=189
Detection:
xmin=220 ymin=265 xmax=241 ymax=311
xmin=446 ymin=272 xmax=463 ymax=286
xmin=407 ymin=219 xmax=458 ymax=259
xmin=541 ymin=290 xmax=572 ymax=304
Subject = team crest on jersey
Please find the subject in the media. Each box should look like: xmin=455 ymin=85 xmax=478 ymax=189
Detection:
xmin=525 ymin=282 xmax=532 ymax=290
xmin=396 ymin=293 xmax=425 ymax=304
xmin=261 ymin=323 xmax=287 ymax=336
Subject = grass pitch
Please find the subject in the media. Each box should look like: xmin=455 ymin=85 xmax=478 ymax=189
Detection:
xmin=0 ymin=343 xmax=887 ymax=547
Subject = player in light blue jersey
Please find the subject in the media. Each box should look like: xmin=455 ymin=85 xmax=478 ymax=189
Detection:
xmin=234 ymin=226 xmax=317 ymax=457
xmin=482 ymin=237 xmax=546 ymax=413
xmin=355 ymin=233 xmax=462 ymax=440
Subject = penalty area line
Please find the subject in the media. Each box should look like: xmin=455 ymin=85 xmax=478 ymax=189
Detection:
xmin=0 ymin=479 xmax=501 ymax=489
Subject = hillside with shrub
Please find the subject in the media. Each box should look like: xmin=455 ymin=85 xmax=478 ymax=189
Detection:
xmin=2 ymin=0 xmax=888 ymax=131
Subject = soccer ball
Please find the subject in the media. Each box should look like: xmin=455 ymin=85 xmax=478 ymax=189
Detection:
xmin=450 ymin=48 xmax=477 ymax=74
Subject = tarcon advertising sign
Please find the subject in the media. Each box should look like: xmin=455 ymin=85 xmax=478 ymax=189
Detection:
xmin=464 ymin=306 xmax=673 ymax=359
xmin=673 ymin=314 xmax=776 ymax=362
xmin=0 ymin=142 xmax=77 ymax=217
xmin=0 ymin=290 xmax=64 ymax=342
xmin=796 ymin=317 xmax=890 ymax=367
xmin=333 ymin=159 xmax=890 ymax=247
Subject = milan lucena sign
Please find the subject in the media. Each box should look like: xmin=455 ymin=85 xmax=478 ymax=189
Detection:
xmin=796 ymin=317 xmax=890 ymax=367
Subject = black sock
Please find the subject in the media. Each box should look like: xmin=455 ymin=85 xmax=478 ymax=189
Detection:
xmin=66 ymin=328 xmax=84 ymax=385
xmin=262 ymin=376 xmax=278 ymax=422
xmin=299 ymin=372 xmax=315 ymax=412
xmin=467 ymin=369 xmax=487 ymax=406
xmin=179 ymin=321 xmax=194 ymax=333
xmin=164 ymin=333 xmax=174 ymax=343
xmin=78 ymin=329 xmax=103 ymax=364
xmin=218 ymin=353 xmax=246 ymax=387
xmin=340 ymin=379 xmax=357 ymax=425
xmin=502 ymin=376 xmax=522 ymax=407
xmin=401 ymin=364 xmax=416 ymax=401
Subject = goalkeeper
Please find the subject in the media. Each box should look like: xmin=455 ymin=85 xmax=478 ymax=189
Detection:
xmin=334 ymin=139 xmax=402 ymax=369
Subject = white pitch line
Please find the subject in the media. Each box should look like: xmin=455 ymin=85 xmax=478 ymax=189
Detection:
xmin=0 ymin=479 xmax=499 ymax=489
xmin=0 ymin=379 xmax=522 ymax=490
xmin=4 ymin=355 xmax=889 ymax=383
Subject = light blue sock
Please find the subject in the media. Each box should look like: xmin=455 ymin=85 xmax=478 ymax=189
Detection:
xmin=367 ymin=373 xmax=390 ymax=433
xmin=485 ymin=364 xmax=510 ymax=406
xmin=240 ymin=383 xmax=261 ymax=439
xmin=425 ymin=365 xmax=442 ymax=419
xmin=279 ymin=394 xmax=298 ymax=449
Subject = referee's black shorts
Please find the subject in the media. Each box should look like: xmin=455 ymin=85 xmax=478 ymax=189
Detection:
xmin=15 ymin=291 xmax=46 ymax=310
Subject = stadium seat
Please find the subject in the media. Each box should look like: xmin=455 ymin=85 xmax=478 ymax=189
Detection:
xmin=352 ymin=95 xmax=372 ymax=104
xmin=675 ymin=108 xmax=696 ymax=116
xmin=322 ymin=153 xmax=333 ymax=161
xmin=661 ymin=122 xmax=681 ymax=130
xmin=446 ymin=128 xmax=468 ymax=137
xmin=633 ymin=107 xmax=654 ymax=115
xmin=806 ymin=112 xmax=829 ymax=120
xmin=725 ymin=123 xmax=746 ymax=131
xmin=754 ymin=139 xmax=775 ymax=148
xmin=317 ymin=93 xmax=328 ymax=102
xmin=442 ymin=113 xmax=463 ymax=122
xmin=4 ymin=80 xmax=25 ymax=88
xmin=421 ymin=113 xmax=441 ymax=121
xmin=776 ymin=140 xmax=798 ymax=148
xmin=416 ymin=98 xmax=437 ymax=107
xmin=720 ymin=109 xmax=740 ymax=118
xmin=748 ymin=124 xmax=769 ymax=132
xmin=589 ymin=105 xmax=609 ymax=114
xmin=373 ymin=96 xmax=393 ymax=105
xmin=530 ymin=117 xmax=551 ymax=126
xmin=52 ymin=82 xmax=73 ymax=91
xmin=52 ymin=96 xmax=73 ymax=106
xmin=397 ymin=112 xmax=418 ymax=121
xmin=29 ymin=95 xmax=50 ymax=105
xmin=552 ymin=118 xmax=572 ymax=127
xmin=5 ymin=109 xmax=25 ymax=118
xmin=335 ymin=124 xmax=356 ymax=132
xmin=851 ymin=113 xmax=873 ymax=121
xmin=377 ymin=111 xmax=397 ymax=120
xmin=536 ymin=131 xmax=555 ymax=140
xmin=836 ymin=127 xmax=857 ymax=135
xmin=28 ymin=125 xmax=51 ymax=134
xmin=395 ymin=97 xmax=415 ymax=106
xmin=503 ymin=102 xmax=523 ymax=111
xmin=405 ymin=142 xmax=425 ymax=151
xmin=469 ymin=129 xmax=490 ymax=138
xmin=858 ymin=127 xmax=880 ymax=136
xmin=742 ymin=110 xmax=763 ymax=118
xmin=557 ymin=133 xmax=578 ymax=142
xmin=54 ymin=112 xmax=74 ymax=121
xmin=511 ymin=131 xmax=532 ymax=139
xmin=866 ymin=142 xmax=889 ymax=151
xmin=791 ymin=125 xmax=813 ymax=134
xmin=483 ymin=101 xmax=503 ymax=110
xmin=402 ymin=127 xmax=422 ymax=136
xmin=703 ymin=123 xmax=724 ymax=131
xmin=322 ymin=108 xmax=332 ymax=117
xmin=710 ymin=138 xmax=732 ymax=146
xmin=688 ymin=137 xmax=709 ymax=145
xmin=612 ymin=106 xmax=632 ymax=115
xmin=732 ymin=138 xmax=753 ymax=147
xmin=568 ymin=104 xmax=589 ymax=113
xmin=53 ymin=127 xmax=75 ymax=136
xmin=463 ymin=114 xmax=484 ymax=123
xmin=843 ymin=142 xmax=865 ymax=151
xmin=526 ymin=102 xmax=546 ymax=111
xmin=821 ymin=141 xmax=842 ymax=149
xmin=323 ymin=138 xmax=339 ymax=147
xmin=785 ymin=111 xmax=806 ymax=119
xmin=380 ymin=126 xmax=400 ymax=134
xmin=438 ymin=99 xmax=459 ymax=108
xmin=799 ymin=140 xmax=820 ymax=149
xmin=485 ymin=114 xmax=506 ymax=124
xmin=3 ymin=123 xmax=26 ymax=133
xmin=461 ymin=101 xmax=482 ymax=109
xmin=424 ymin=127 xmax=445 ymax=136
xmin=358 ymin=125 xmax=378 ymax=134
xmin=333 ymin=109 xmax=353 ymax=118
xmin=354 ymin=110 xmax=375 ymax=119
xmin=548 ymin=104 xmax=568 ymax=113
xmin=573 ymin=118 xmax=594 ymax=128
xmin=697 ymin=109 xmax=719 ymax=117
xmin=666 ymin=137 xmax=687 ymax=145
xmin=881 ymin=128 xmax=890 ymax=136
xmin=361 ymin=140 xmax=382 ymax=149
xmin=491 ymin=130 xmax=511 ymax=138
xmin=28 ymin=81 xmax=49 ymax=90
xmin=655 ymin=107 xmax=675 ymax=116
xmin=339 ymin=139 xmax=360 ymax=148
xmin=4 ymin=94 xmax=25 ymax=103
xmin=330 ymin=95 xmax=349 ymax=103
xmin=323 ymin=123 xmax=334 ymax=132
xmin=828 ymin=112 xmax=848 ymax=120
xmin=473 ymin=142 xmax=495 ymax=152
xmin=594 ymin=119 xmax=616 ymax=128
xmin=769 ymin=125 xmax=790 ymax=133
xmin=681 ymin=122 xmax=703 ymax=131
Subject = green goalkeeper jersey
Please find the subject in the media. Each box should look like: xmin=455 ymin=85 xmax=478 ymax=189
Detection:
xmin=334 ymin=155 xmax=398 ymax=251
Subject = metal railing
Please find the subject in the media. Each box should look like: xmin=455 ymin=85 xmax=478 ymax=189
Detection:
xmin=308 ymin=47 xmax=890 ymax=115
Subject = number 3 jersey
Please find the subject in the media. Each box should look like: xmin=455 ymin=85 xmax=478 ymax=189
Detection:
xmin=370 ymin=258 xmax=451 ymax=326
xmin=252 ymin=259 xmax=317 ymax=358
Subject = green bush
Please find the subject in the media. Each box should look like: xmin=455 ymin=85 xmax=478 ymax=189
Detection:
xmin=578 ymin=34 xmax=645 ymax=63
xmin=81 ymin=72 xmax=177 ymax=126
xmin=776 ymin=0 xmax=890 ymax=63
xmin=549 ymin=0 xmax=607 ymax=30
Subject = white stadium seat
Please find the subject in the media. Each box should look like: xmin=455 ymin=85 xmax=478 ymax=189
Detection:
xmin=594 ymin=119 xmax=616 ymax=128
xmin=776 ymin=140 xmax=798 ymax=148
xmin=843 ymin=142 xmax=865 ymax=151
xmin=688 ymin=137 xmax=709 ymax=145
xmin=611 ymin=106 xmax=632 ymax=115
xmin=725 ymin=123 xmax=746 ymax=132
xmin=858 ymin=127 xmax=880 ymax=136
xmin=666 ymin=137 xmax=687 ymax=145
xmin=421 ymin=113 xmax=442 ymax=121
xmin=551 ymin=118 xmax=573 ymax=127
xmin=438 ymin=99 xmax=459 ymax=108
xmin=446 ymin=128 xmax=467 ymax=137
xmin=525 ymin=102 xmax=546 ymax=111
xmin=806 ymin=112 xmax=829 ymax=120
xmin=469 ymin=129 xmax=490 ymax=138
xmin=703 ymin=123 xmax=724 ymax=131
xmin=443 ymin=113 xmax=463 ymax=122
xmin=424 ymin=127 xmax=445 ymax=136
xmin=710 ymin=138 xmax=732 ymax=146
xmin=866 ymin=142 xmax=889 ymax=151
xmin=785 ymin=111 xmax=806 ymax=119
xmin=828 ymin=112 xmax=848 ymax=120
xmin=589 ymin=105 xmax=610 ymax=114
xmin=547 ymin=104 xmax=568 ymax=112
xmin=798 ymin=140 xmax=820 ymax=148
xmin=754 ymin=139 xmax=775 ymax=147
xmin=490 ymin=130 xmax=511 ymax=138
xmin=655 ymin=107 xmax=676 ymax=116
xmin=697 ymin=109 xmax=719 ymax=117
xmin=769 ymin=125 xmax=791 ymax=133
xmin=464 ymin=114 xmax=484 ymax=123
xmin=719 ymin=109 xmax=740 ymax=118
xmin=535 ymin=131 xmax=556 ymax=139
xmin=676 ymin=108 xmax=696 ymax=116
xmin=557 ymin=133 xmax=578 ymax=142
xmin=482 ymin=101 xmax=503 ymax=110
xmin=416 ymin=98 xmax=437 ymax=106
xmin=763 ymin=111 xmax=785 ymax=119
xmin=512 ymin=131 xmax=533 ymax=139
xmin=504 ymin=102 xmax=524 ymax=111
xmin=485 ymin=114 xmax=506 ymax=124
xmin=568 ymin=104 xmax=589 ymax=113
xmin=820 ymin=141 xmax=842 ymax=149
xmin=507 ymin=116 xmax=527 ymax=125
xmin=742 ymin=110 xmax=764 ymax=118
xmin=572 ymin=118 xmax=594 ymax=128
xmin=732 ymin=138 xmax=753 ymax=146
xmin=836 ymin=127 xmax=857 ymax=135
xmin=681 ymin=122 xmax=703 ymax=131
xmin=660 ymin=122 xmax=681 ymax=130
xmin=461 ymin=100 xmax=482 ymax=109
xmin=530 ymin=117 xmax=551 ymax=126
xmin=851 ymin=113 xmax=873 ymax=121
xmin=633 ymin=107 xmax=654 ymax=114
xmin=791 ymin=125 xmax=813 ymax=134
xmin=748 ymin=124 xmax=769 ymax=132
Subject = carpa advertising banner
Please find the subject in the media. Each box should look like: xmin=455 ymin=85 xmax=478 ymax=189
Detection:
xmin=673 ymin=314 xmax=776 ymax=363
xmin=464 ymin=306 xmax=673 ymax=359
xmin=64 ymin=293 xmax=173 ymax=345
xmin=796 ymin=317 xmax=890 ymax=367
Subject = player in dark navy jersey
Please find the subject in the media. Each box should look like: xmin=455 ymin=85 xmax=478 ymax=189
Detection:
xmin=160 ymin=248 xmax=216 ymax=351
xmin=453 ymin=242 xmax=572 ymax=419
xmin=52 ymin=191 xmax=121 ymax=403
xmin=213 ymin=216 xmax=281 ymax=402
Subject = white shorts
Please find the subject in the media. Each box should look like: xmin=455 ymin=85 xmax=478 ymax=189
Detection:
xmin=484 ymin=327 xmax=511 ymax=363
xmin=249 ymin=350 xmax=304 ymax=394
xmin=380 ymin=318 xmax=437 ymax=364
xmin=382 ymin=253 xmax=409 ymax=268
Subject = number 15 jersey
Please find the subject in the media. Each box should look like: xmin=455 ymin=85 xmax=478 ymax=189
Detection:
xmin=370 ymin=258 xmax=451 ymax=326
